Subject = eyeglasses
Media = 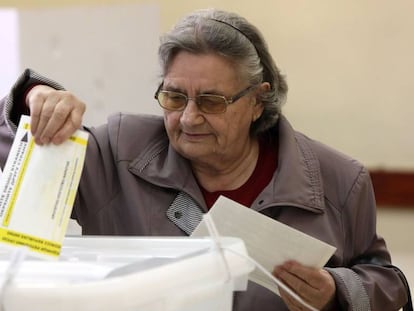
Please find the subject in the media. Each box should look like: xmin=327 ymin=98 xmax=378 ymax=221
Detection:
xmin=154 ymin=84 xmax=257 ymax=114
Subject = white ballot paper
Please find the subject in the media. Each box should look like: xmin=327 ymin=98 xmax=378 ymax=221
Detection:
xmin=191 ymin=196 xmax=336 ymax=295
xmin=0 ymin=115 xmax=88 ymax=259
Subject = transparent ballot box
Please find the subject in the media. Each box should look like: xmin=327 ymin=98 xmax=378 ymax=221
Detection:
xmin=0 ymin=236 xmax=254 ymax=311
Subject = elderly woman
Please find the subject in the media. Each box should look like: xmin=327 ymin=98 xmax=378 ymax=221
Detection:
xmin=0 ymin=8 xmax=409 ymax=311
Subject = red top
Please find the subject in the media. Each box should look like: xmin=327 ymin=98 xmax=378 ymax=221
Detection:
xmin=200 ymin=136 xmax=278 ymax=209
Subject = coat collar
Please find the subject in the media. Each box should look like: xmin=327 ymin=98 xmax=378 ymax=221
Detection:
xmin=129 ymin=115 xmax=325 ymax=213
xmin=129 ymin=140 xmax=206 ymax=209
xmin=265 ymin=115 xmax=325 ymax=213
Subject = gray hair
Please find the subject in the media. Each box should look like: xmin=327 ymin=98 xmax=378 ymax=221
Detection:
xmin=158 ymin=8 xmax=288 ymax=135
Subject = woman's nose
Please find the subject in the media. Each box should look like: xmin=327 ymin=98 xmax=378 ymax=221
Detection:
xmin=180 ymin=99 xmax=204 ymax=125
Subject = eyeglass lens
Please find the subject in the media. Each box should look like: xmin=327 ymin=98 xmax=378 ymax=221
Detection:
xmin=157 ymin=92 xmax=227 ymax=114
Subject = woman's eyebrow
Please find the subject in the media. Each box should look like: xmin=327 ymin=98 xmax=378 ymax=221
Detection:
xmin=163 ymin=85 xmax=224 ymax=96
xmin=199 ymin=89 xmax=224 ymax=95
xmin=162 ymin=85 xmax=184 ymax=93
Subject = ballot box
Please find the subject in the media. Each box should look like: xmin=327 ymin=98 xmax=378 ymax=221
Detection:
xmin=0 ymin=236 xmax=254 ymax=311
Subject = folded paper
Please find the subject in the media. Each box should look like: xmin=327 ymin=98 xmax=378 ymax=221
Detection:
xmin=191 ymin=195 xmax=336 ymax=295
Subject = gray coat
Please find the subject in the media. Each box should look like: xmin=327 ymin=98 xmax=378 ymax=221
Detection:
xmin=0 ymin=69 xmax=408 ymax=310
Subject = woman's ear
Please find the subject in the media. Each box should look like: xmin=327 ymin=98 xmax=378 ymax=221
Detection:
xmin=260 ymin=82 xmax=271 ymax=93
xmin=252 ymin=82 xmax=270 ymax=121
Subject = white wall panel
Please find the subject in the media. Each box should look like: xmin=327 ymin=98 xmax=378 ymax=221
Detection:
xmin=0 ymin=9 xmax=19 ymax=98
xmin=19 ymin=3 xmax=161 ymax=126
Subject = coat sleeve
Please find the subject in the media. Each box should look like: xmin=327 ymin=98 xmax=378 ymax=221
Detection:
xmin=0 ymin=68 xmax=66 ymax=167
xmin=326 ymin=167 xmax=409 ymax=310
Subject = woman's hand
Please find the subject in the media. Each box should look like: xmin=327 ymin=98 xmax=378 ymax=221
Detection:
xmin=26 ymin=85 xmax=86 ymax=145
xmin=273 ymin=260 xmax=336 ymax=311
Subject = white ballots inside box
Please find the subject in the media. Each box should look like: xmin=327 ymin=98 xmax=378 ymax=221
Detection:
xmin=0 ymin=236 xmax=254 ymax=311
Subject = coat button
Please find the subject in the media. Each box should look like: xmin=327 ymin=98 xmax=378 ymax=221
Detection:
xmin=174 ymin=211 xmax=183 ymax=219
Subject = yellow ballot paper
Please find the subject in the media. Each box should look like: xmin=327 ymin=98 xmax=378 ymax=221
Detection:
xmin=0 ymin=115 xmax=88 ymax=259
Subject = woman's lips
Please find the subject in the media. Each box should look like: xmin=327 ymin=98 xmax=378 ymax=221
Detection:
xmin=181 ymin=131 xmax=210 ymax=140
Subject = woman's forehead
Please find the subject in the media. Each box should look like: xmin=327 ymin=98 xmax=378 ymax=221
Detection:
xmin=164 ymin=51 xmax=245 ymax=88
